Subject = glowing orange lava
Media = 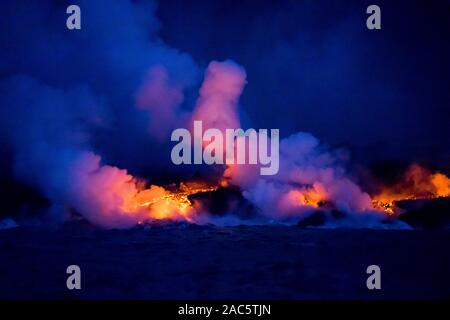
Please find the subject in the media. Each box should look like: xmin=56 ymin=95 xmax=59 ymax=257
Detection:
xmin=288 ymin=183 xmax=327 ymax=208
xmin=372 ymin=164 xmax=450 ymax=215
xmin=125 ymin=181 xmax=218 ymax=222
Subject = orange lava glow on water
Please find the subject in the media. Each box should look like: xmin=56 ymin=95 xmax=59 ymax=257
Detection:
xmin=372 ymin=164 xmax=450 ymax=215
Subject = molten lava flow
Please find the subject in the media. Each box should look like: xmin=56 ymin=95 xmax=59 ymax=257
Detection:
xmin=126 ymin=181 xmax=218 ymax=222
xmin=372 ymin=164 xmax=450 ymax=215
xmin=289 ymin=185 xmax=327 ymax=208
xmin=67 ymin=152 xmax=220 ymax=228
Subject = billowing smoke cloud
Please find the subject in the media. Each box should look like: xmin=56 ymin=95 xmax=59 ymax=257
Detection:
xmin=135 ymin=65 xmax=186 ymax=141
xmin=191 ymin=60 xmax=246 ymax=133
xmin=0 ymin=0 xmax=411 ymax=229
xmin=0 ymin=0 xmax=198 ymax=173
xmin=0 ymin=0 xmax=200 ymax=227
xmin=180 ymin=63 xmax=377 ymax=220
xmin=220 ymin=112 xmax=375 ymax=221
xmin=0 ymin=76 xmax=139 ymax=228
xmin=186 ymin=62 xmax=380 ymax=225
xmin=64 ymin=152 xmax=198 ymax=228
xmin=228 ymin=132 xmax=374 ymax=218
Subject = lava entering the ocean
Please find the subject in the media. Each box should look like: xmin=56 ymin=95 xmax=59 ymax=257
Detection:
xmin=372 ymin=164 xmax=450 ymax=215
xmin=127 ymin=181 xmax=218 ymax=223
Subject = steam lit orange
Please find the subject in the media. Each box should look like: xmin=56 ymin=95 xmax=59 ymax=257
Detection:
xmin=372 ymin=164 xmax=450 ymax=215
xmin=288 ymin=183 xmax=327 ymax=208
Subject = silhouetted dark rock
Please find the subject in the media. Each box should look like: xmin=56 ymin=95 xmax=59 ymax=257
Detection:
xmin=189 ymin=186 xmax=256 ymax=218
xmin=296 ymin=211 xmax=326 ymax=228
xmin=399 ymin=197 xmax=450 ymax=229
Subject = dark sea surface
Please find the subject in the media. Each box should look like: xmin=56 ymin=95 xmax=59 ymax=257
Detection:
xmin=0 ymin=223 xmax=449 ymax=299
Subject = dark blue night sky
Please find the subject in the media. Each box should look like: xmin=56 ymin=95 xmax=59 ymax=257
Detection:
xmin=157 ymin=0 xmax=450 ymax=166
